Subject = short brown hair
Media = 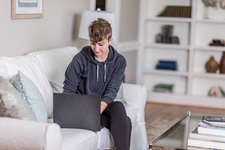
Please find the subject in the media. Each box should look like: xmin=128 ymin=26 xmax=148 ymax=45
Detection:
xmin=88 ymin=18 xmax=112 ymax=43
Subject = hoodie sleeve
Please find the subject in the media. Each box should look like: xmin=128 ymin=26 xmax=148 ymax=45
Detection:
xmin=101 ymin=55 xmax=127 ymax=104
xmin=63 ymin=54 xmax=83 ymax=93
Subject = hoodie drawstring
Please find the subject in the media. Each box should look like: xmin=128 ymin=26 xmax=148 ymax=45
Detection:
xmin=97 ymin=65 xmax=99 ymax=82
xmin=104 ymin=64 xmax=106 ymax=82
xmin=96 ymin=64 xmax=107 ymax=82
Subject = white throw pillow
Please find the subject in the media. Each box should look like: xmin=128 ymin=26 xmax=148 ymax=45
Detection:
xmin=0 ymin=58 xmax=9 ymax=80
xmin=114 ymin=83 xmax=126 ymax=103
xmin=2 ymin=56 xmax=53 ymax=118
xmin=28 ymin=47 xmax=79 ymax=93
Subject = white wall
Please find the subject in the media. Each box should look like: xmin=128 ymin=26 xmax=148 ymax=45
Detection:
xmin=0 ymin=0 xmax=90 ymax=56
xmin=121 ymin=50 xmax=137 ymax=84
xmin=119 ymin=0 xmax=139 ymax=42
xmin=0 ymin=0 xmax=139 ymax=84
xmin=119 ymin=0 xmax=140 ymax=83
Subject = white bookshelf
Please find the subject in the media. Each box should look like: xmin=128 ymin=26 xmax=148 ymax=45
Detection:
xmin=137 ymin=0 xmax=225 ymax=108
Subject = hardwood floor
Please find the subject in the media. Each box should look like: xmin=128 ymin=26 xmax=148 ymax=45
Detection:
xmin=144 ymin=102 xmax=225 ymax=119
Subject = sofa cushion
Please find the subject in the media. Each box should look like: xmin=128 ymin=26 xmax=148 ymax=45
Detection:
xmin=11 ymin=71 xmax=48 ymax=122
xmin=123 ymin=83 xmax=147 ymax=123
xmin=97 ymin=127 xmax=113 ymax=149
xmin=28 ymin=47 xmax=79 ymax=93
xmin=2 ymin=56 xmax=53 ymax=118
xmin=0 ymin=59 xmax=9 ymax=80
xmin=0 ymin=76 xmax=36 ymax=121
xmin=61 ymin=128 xmax=98 ymax=150
xmin=114 ymin=83 xmax=126 ymax=103
xmin=123 ymin=103 xmax=139 ymax=125
xmin=48 ymin=118 xmax=112 ymax=149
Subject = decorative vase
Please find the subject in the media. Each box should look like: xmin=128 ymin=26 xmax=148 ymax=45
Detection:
xmin=205 ymin=56 xmax=218 ymax=73
xmin=220 ymin=52 xmax=225 ymax=73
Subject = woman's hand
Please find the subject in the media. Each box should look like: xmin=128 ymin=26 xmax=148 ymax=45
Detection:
xmin=100 ymin=101 xmax=108 ymax=114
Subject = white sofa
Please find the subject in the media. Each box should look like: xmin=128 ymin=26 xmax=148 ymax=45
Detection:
xmin=0 ymin=47 xmax=147 ymax=150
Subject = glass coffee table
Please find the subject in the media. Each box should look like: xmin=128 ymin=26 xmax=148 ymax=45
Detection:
xmin=148 ymin=111 xmax=210 ymax=150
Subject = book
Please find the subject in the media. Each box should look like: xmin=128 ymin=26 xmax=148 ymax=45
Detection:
xmin=157 ymin=6 xmax=192 ymax=18
xmin=199 ymin=121 xmax=225 ymax=129
xmin=153 ymin=84 xmax=174 ymax=93
xmin=203 ymin=116 xmax=225 ymax=126
xmin=188 ymin=137 xmax=225 ymax=149
xmin=154 ymin=84 xmax=174 ymax=90
xmin=198 ymin=124 xmax=225 ymax=137
xmin=189 ymin=127 xmax=225 ymax=142
xmin=155 ymin=60 xmax=178 ymax=71
xmin=203 ymin=120 xmax=225 ymax=128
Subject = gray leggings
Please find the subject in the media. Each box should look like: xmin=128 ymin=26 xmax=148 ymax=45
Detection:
xmin=101 ymin=101 xmax=132 ymax=150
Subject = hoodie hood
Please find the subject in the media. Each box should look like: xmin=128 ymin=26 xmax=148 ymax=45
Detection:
xmin=80 ymin=45 xmax=118 ymax=65
xmin=80 ymin=45 xmax=118 ymax=82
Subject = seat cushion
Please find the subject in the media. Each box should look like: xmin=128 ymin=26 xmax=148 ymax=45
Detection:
xmin=61 ymin=129 xmax=98 ymax=150
xmin=97 ymin=127 xmax=113 ymax=149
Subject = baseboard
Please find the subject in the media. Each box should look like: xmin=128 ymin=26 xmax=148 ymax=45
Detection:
xmin=146 ymin=101 xmax=225 ymax=110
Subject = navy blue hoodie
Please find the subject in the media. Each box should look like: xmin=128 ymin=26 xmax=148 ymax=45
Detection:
xmin=63 ymin=45 xmax=126 ymax=104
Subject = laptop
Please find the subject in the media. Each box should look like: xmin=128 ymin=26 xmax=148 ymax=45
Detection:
xmin=53 ymin=93 xmax=101 ymax=131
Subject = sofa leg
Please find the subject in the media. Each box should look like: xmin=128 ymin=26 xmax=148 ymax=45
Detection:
xmin=149 ymin=142 xmax=152 ymax=150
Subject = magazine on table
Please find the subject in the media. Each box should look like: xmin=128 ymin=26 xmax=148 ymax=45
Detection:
xmin=189 ymin=127 xmax=225 ymax=142
xmin=198 ymin=122 xmax=225 ymax=137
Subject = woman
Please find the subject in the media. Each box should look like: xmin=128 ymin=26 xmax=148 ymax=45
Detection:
xmin=63 ymin=18 xmax=131 ymax=150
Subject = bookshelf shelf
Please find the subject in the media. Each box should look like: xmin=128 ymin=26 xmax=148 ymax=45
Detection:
xmin=144 ymin=43 xmax=190 ymax=50
xmin=148 ymin=92 xmax=186 ymax=98
xmin=145 ymin=17 xmax=192 ymax=23
xmin=137 ymin=0 xmax=225 ymax=109
xmin=195 ymin=19 xmax=225 ymax=24
xmin=194 ymin=46 xmax=225 ymax=52
xmin=144 ymin=70 xmax=189 ymax=76
xmin=192 ymin=73 xmax=225 ymax=79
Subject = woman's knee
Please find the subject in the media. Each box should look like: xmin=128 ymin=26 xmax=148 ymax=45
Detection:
xmin=105 ymin=101 xmax=127 ymax=117
xmin=108 ymin=101 xmax=125 ymax=111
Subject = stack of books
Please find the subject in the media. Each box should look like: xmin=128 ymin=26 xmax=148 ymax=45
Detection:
xmin=188 ymin=116 xmax=225 ymax=149
xmin=155 ymin=60 xmax=177 ymax=71
xmin=153 ymin=84 xmax=174 ymax=93
xmin=157 ymin=6 xmax=192 ymax=18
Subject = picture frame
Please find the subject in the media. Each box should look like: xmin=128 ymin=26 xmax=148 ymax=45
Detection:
xmin=11 ymin=0 xmax=44 ymax=19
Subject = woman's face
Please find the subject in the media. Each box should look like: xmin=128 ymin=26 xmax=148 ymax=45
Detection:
xmin=90 ymin=38 xmax=113 ymax=59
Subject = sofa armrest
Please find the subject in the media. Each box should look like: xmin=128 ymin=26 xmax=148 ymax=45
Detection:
xmin=0 ymin=117 xmax=62 ymax=150
xmin=123 ymin=83 xmax=147 ymax=123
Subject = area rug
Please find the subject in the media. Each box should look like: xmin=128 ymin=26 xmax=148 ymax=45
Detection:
xmin=145 ymin=114 xmax=181 ymax=142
